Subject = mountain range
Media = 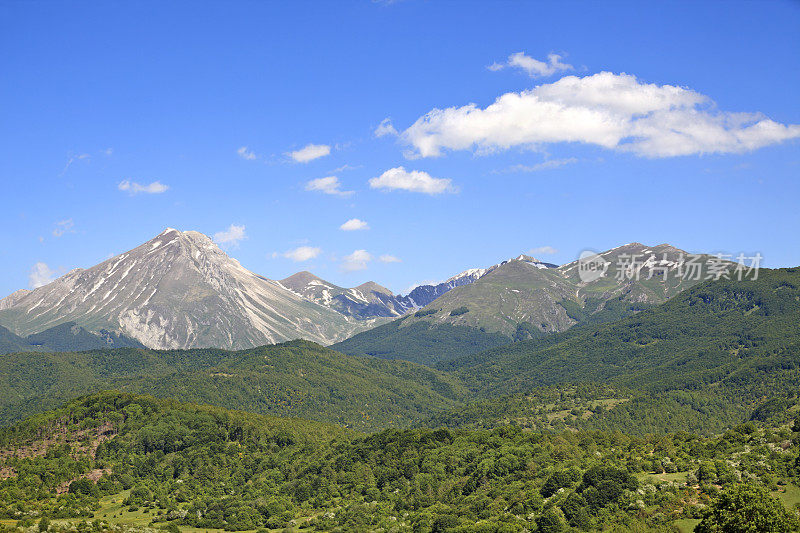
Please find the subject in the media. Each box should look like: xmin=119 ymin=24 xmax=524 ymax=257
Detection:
xmin=276 ymin=254 xmax=555 ymax=320
xmin=0 ymin=229 xmax=727 ymax=356
xmin=3 ymin=228 xmax=539 ymax=351
xmin=334 ymin=243 xmax=719 ymax=364
xmin=0 ymin=266 xmax=794 ymax=436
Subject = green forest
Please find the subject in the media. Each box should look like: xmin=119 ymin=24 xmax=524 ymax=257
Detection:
xmin=1 ymin=269 xmax=799 ymax=531
xmin=2 ymin=392 xmax=800 ymax=532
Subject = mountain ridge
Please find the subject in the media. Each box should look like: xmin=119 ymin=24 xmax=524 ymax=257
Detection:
xmin=0 ymin=234 xmax=736 ymax=354
xmin=0 ymin=229 xmax=373 ymax=350
xmin=334 ymin=243 xmax=733 ymax=364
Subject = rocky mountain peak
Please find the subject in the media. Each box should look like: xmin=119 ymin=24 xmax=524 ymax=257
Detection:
xmin=0 ymin=289 xmax=32 ymax=311
xmin=355 ymin=281 xmax=393 ymax=296
xmin=281 ymin=271 xmax=332 ymax=291
xmin=0 ymin=229 xmax=366 ymax=349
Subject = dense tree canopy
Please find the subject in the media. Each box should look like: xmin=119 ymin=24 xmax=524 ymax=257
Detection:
xmin=1 ymin=392 xmax=799 ymax=531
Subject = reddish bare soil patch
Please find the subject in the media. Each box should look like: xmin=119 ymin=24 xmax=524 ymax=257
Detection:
xmin=0 ymin=420 xmax=116 ymax=481
xmin=56 ymin=468 xmax=112 ymax=494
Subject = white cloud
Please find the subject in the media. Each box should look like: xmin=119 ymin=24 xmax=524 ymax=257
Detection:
xmin=374 ymin=118 xmax=399 ymax=138
xmin=489 ymin=52 xmax=573 ymax=78
xmin=494 ymin=158 xmax=577 ymax=174
xmin=340 ymin=218 xmax=369 ymax=231
xmin=341 ymin=249 xmax=372 ymax=271
xmin=276 ymin=246 xmax=322 ymax=262
xmin=118 ymin=180 xmax=169 ymax=195
xmin=52 ymin=219 xmax=75 ymax=237
xmin=305 ymin=176 xmax=353 ymax=197
xmin=213 ymin=224 xmax=247 ymax=249
xmin=29 ymin=262 xmax=57 ymax=289
xmin=379 ymin=254 xmax=401 ymax=263
xmin=402 ymin=71 xmax=800 ymax=159
xmin=59 ymin=153 xmax=90 ymax=176
xmin=237 ymin=146 xmax=257 ymax=160
xmin=369 ymin=167 xmax=456 ymax=195
xmin=330 ymin=164 xmax=361 ymax=173
xmin=287 ymin=143 xmax=331 ymax=163
xmin=528 ymin=246 xmax=558 ymax=255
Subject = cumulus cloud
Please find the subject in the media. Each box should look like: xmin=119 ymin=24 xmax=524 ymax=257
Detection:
xmin=528 ymin=246 xmax=558 ymax=255
xmin=402 ymin=72 xmax=800 ymax=159
xmin=52 ymin=219 xmax=75 ymax=238
xmin=489 ymin=52 xmax=573 ymax=78
xmin=275 ymin=246 xmax=322 ymax=262
xmin=379 ymin=254 xmax=401 ymax=263
xmin=213 ymin=224 xmax=247 ymax=249
xmin=287 ymin=143 xmax=331 ymax=163
xmin=305 ymin=176 xmax=354 ymax=197
xmin=494 ymin=158 xmax=577 ymax=174
xmin=340 ymin=218 xmax=369 ymax=231
xmin=118 ymin=180 xmax=169 ymax=195
xmin=374 ymin=118 xmax=399 ymax=138
xmin=341 ymin=249 xmax=372 ymax=271
xmin=237 ymin=146 xmax=257 ymax=160
xmin=369 ymin=167 xmax=456 ymax=195
xmin=29 ymin=262 xmax=58 ymax=289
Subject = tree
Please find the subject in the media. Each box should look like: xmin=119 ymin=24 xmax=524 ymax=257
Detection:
xmin=541 ymin=469 xmax=580 ymax=497
xmin=696 ymin=484 xmax=799 ymax=532
xmin=560 ymin=493 xmax=591 ymax=529
xmin=68 ymin=478 xmax=99 ymax=497
xmin=537 ymin=507 xmax=564 ymax=533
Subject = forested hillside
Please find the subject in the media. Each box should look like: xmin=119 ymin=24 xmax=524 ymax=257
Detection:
xmin=0 ymin=322 xmax=143 ymax=355
xmin=434 ymin=268 xmax=800 ymax=434
xmin=1 ymin=392 xmax=799 ymax=532
xmin=0 ymin=341 xmax=465 ymax=431
xmin=331 ymin=319 xmax=512 ymax=366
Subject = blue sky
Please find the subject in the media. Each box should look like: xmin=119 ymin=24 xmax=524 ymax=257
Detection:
xmin=2 ymin=0 xmax=799 ymax=296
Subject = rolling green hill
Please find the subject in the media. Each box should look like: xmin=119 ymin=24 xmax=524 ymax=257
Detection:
xmin=0 ymin=322 xmax=144 ymax=354
xmin=331 ymin=319 xmax=512 ymax=366
xmin=0 ymin=340 xmax=465 ymax=432
xmin=0 ymin=324 xmax=43 ymax=354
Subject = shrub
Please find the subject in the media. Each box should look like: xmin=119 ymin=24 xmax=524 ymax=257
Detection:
xmin=696 ymin=484 xmax=799 ymax=532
